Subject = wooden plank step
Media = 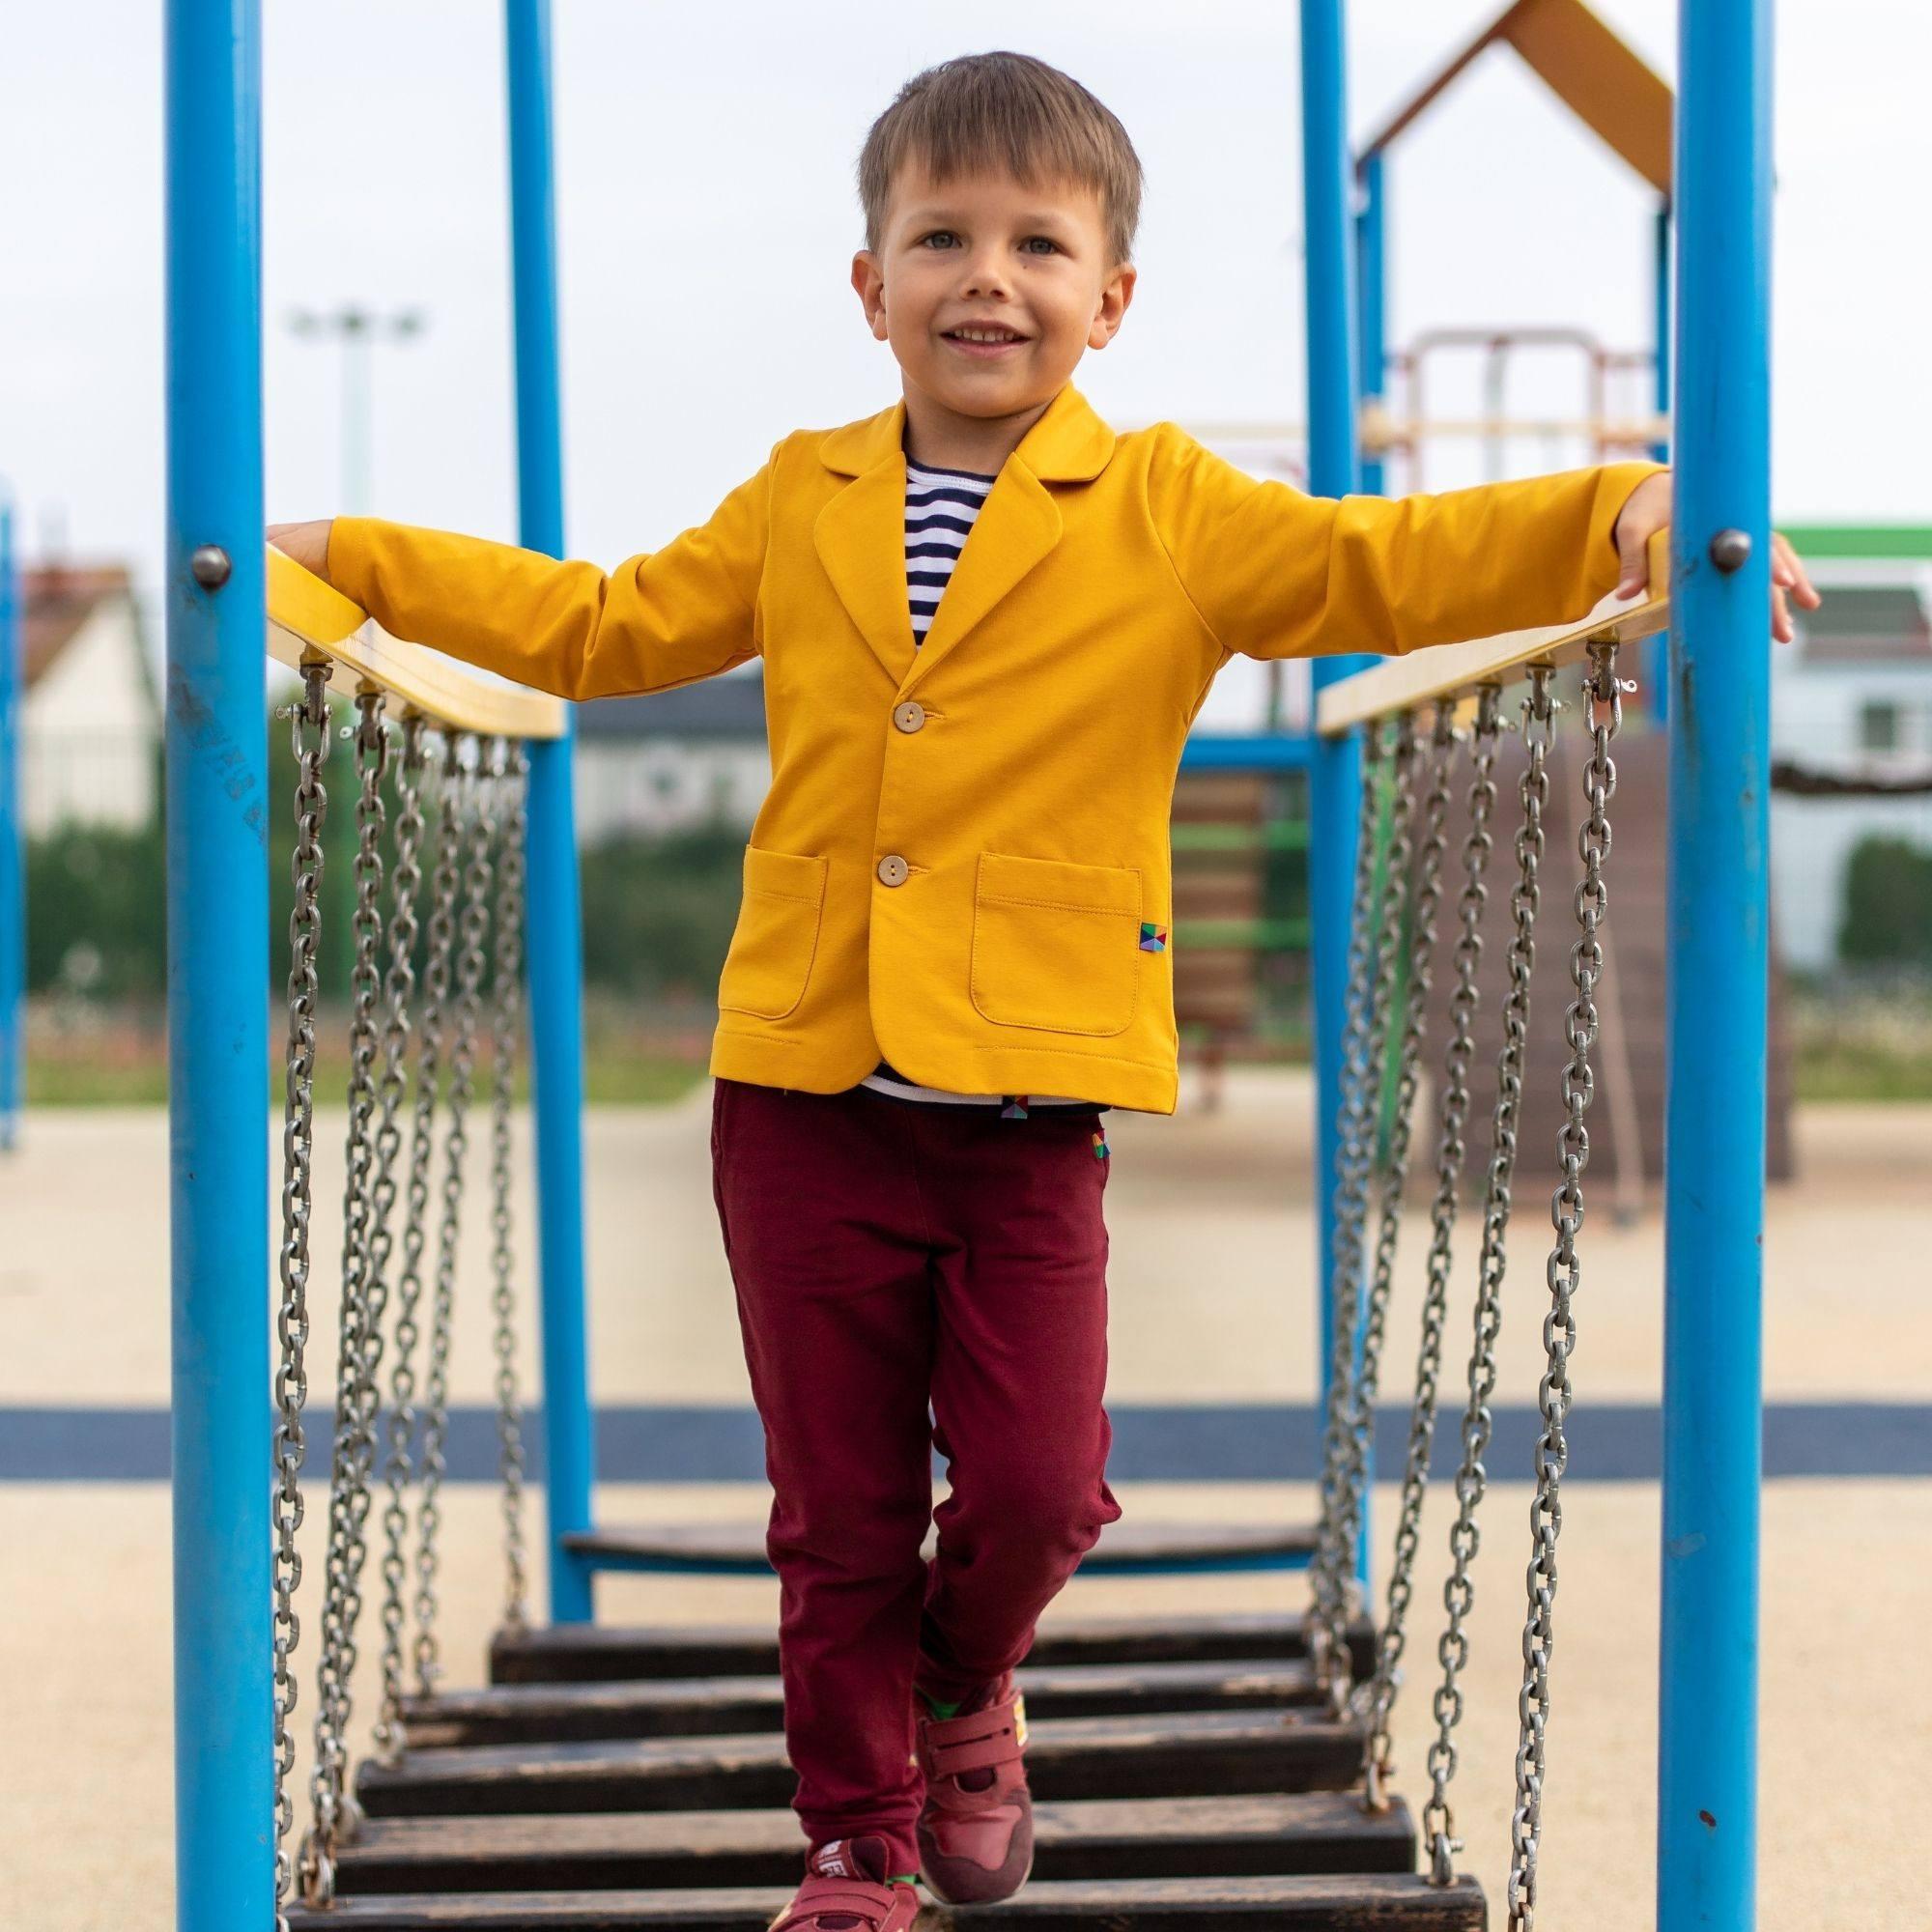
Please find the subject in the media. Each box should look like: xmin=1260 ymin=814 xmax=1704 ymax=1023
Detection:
xmin=356 ymin=1708 xmax=1368 ymax=1818
xmin=293 ymin=1871 xmax=1486 ymax=1928
xmin=404 ymin=1658 xmax=1322 ymax=1747
xmin=491 ymin=1611 xmax=1376 ymax=1688
xmin=333 ymin=1791 xmax=1416 ymax=1894
xmin=562 ymin=1519 xmax=1317 ymax=1577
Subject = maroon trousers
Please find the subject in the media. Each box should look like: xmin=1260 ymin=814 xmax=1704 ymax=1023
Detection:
xmin=709 ymin=1076 xmax=1122 ymax=1877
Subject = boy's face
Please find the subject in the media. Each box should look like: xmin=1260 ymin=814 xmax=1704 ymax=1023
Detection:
xmin=852 ymin=163 xmax=1135 ymax=425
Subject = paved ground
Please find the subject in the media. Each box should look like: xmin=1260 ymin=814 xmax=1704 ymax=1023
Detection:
xmin=2 ymin=1070 xmax=1927 ymax=1928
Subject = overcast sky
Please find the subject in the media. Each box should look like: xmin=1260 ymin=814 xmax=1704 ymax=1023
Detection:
xmin=2 ymin=2 xmax=1918 ymax=727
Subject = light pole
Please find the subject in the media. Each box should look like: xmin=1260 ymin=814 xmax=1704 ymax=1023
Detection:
xmin=0 ymin=496 xmax=20 ymax=1152
xmin=286 ymin=304 xmax=425 ymax=515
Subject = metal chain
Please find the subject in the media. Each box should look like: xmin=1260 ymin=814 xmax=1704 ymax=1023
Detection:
xmin=487 ymin=740 xmax=532 ymax=1630
xmin=1323 ymin=713 xmax=1432 ymax=1710
xmin=1422 ymin=667 xmax=1555 ymax=1885
xmin=272 ymin=662 xmax=330 ymax=1932
xmin=1309 ymin=719 xmax=1391 ymax=1702
xmin=1362 ymin=694 xmax=1497 ymax=1803
xmin=1337 ymin=719 xmax=1445 ymax=1731
xmin=1507 ymin=644 xmax=1620 ymax=1931
xmin=299 ymin=691 xmax=390 ymax=1904
xmin=412 ymin=736 xmax=497 ymax=1695
xmin=375 ymin=720 xmax=453 ymax=1758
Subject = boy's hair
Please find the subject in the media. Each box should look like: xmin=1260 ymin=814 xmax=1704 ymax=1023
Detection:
xmin=858 ymin=52 xmax=1144 ymax=269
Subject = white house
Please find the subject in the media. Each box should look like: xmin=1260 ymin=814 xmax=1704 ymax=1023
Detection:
xmin=1769 ymin=529 xmax=1932 ymax=972
xmin=23 ymin=563 xmax=159 ymax=834
xmin=573 ymin=665 xmax=769 ymax=840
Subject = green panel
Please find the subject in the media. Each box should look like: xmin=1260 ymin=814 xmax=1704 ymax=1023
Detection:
xmin=1776 ymin=525 xmax=1932 ymax=560
xmin=1175 ymin=919 xmax=1313 ymax=950
xmin=1170 ymin=821 xmax=1312 ymax=853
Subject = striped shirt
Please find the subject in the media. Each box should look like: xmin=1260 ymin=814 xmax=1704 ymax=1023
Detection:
xmin=904 ymin=459 xmax=994 ymax=646
xmin=853 ymin=457 xmax=1103 ymax=1116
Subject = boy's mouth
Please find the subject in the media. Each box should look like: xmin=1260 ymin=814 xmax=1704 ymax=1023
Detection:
xmin=942 ymin=324 xmax=1030 ymax=358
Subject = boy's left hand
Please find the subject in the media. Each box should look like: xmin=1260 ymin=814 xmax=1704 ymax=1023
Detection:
xmin=1611 ymin=470 xmax=1820 ymax=643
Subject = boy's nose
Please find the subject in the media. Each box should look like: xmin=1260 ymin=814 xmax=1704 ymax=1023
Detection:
xmin=959 ymin=254 xmax=1012 ymax=300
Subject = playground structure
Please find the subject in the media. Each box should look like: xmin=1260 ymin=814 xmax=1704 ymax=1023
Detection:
xmin=160 ymin=3 xmax=1775 ymax=1930
xmin=1167 ymin=0 xmax=1685 ymax=1087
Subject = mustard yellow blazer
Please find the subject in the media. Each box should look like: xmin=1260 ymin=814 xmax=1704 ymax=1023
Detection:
xmin=328 ymin=383 xmax=1655 ymax=1114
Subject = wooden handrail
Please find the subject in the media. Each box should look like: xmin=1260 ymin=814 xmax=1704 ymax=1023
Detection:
xmin=265 ymin=545 xmax=568 ymax=741
xmin=1314 ymin=528 xmax=1670 ymax=735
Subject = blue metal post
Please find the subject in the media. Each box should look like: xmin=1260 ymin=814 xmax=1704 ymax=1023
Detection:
xmin=1659 ymin=3 xmax=1772 ymax=1926
xmin=1355 ymin=150 xmax=1388 ymax=497
xmin=164 ymin=1 xmax=273 ymax=1924
xmin=505 ymin=0 xmax=596 ymax=1626
xmin=0 ymin=503 xmax=22 ymax=1151
xmin=1299 ymin=0 xmax=1376 ymax=1581
xmin=1646 ymin=201 xmax=1673 ymax=715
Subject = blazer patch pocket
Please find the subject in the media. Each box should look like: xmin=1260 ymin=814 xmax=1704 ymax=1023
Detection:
xmin=970 ymin=851 xmax=1144 ymax=1037
xmin=718 ymin=846 xmax=829 ymax=1021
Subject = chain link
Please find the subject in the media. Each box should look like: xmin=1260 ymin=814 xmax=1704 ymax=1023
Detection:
xmin=298 ymin=692 xmax=390 ymax=1902
xmin=1324 ymin=713 xmax=1433 ymax=1720
xmin=272 ymin=663 xmax=330 ymax=1931
xmin=1506 ymin=644 xmax=1620 ymax=1931
xmin=1362 ymin=695 xmax=1495 ymax=1803
xmin=1337 ymin=715 xmax=1445 ymax=1739
xmin=1422 ymin=668 xmax=1554 ymax=1884
xmin=487 ymin=740 xmax=532 ymax=1630
xmin=1310 ymin=719 xmax=1392 ymax=1702
xmin=412 ymin=735 xmax=497 ymax=1695
xmin=375 ymin=720 xmax=450 ymax=1757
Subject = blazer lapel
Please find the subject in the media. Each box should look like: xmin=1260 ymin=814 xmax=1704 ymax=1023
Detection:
xmin=897 ymin=464 xmax=1060 ymax=698
xmin=812 ymin=384 xmax=1119 ymax=697
xmin=813 ymin=450 xmax=916 ymax=688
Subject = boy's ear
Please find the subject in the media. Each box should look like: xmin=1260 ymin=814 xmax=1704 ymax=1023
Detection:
xmin=1087 ymin=264 xmax=1136 ymax=352
xmin=851 ymin=251 xmax=889 ymax=341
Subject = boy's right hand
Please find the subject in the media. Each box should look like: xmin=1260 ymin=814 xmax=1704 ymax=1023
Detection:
xmin=268 ymin=519 xmax=334 ymax=583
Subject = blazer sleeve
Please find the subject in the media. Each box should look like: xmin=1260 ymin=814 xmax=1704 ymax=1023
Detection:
xmin=326 ymin=448 xmax=778 ymax=701
xmin=1146 ymin=425 xmax=1662 ymax=664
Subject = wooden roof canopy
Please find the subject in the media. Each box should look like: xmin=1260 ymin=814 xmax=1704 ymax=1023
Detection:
xmin=1359 ymin=0 xmax=1673 ymax=197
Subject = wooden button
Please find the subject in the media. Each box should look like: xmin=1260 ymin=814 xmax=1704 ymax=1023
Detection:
xmin=876 ymin=854 xmax=909 ymax=887
xmin=893 ymin=700 xmax=925 ymax=733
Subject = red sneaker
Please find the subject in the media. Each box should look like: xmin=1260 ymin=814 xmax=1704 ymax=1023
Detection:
xmin=768 ymin=1834 xmax=920 ymax=1932
xmin=913 ymin=1672 xmax=1035 ymax=1904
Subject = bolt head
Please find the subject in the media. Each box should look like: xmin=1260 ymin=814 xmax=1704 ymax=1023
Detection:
xmin=1708 ymin=528 xmax=1752 ymax=575
xmin=190 ymin=544 xmax=233 ymax=590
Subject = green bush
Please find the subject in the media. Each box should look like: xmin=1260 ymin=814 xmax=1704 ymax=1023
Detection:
xmin=1839 ymin=836 xmax=1932 ymax=968
xmin=25 ymin=817 xmax=167 ymax=998
xmin=25 ymin=700 xmax=750 ymax=1006
xmin=579 ymin=822 xmax=743 ymax=998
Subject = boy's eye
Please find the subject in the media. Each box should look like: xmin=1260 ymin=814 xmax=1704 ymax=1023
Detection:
xmin=917 ymin=231 xmax=1059 ymax=254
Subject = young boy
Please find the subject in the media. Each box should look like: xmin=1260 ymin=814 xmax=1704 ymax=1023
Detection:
xmin=270 ymin=49 xmax=1813 ymax=1932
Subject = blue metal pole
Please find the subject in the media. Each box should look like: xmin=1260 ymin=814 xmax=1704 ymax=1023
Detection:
xmin=1659 ymin=3 xmax=1771 ymax=1926
xmin=1299 ymin=0 xmax=1376 ymax=1582
xmin=505 ymin=0 xmax=595 ymax=1626
xmin=0 ymin=503 xmax=22 ymax=1151
xmin=164 ymin=1 xmax=273 ymax=1924
xmin=1355 ymin=150 xmax=1387 ymax=497
xmin=1646 ymin=201 xmax=1674 ymax=717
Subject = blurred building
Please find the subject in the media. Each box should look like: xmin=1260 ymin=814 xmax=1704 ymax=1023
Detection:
xmin=574 ymin=665 xmax=768 ymax=839
xmin=1771 ymin=528 xmax=1932 ymax=972
xmin=22 ymin=563 xmax=158 ymax=833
